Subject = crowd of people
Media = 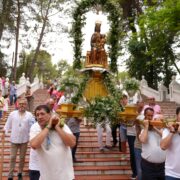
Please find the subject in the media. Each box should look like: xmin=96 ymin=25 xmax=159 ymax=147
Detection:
xmin=0 ymin=77 xmax=36 ymax=124
xmin=94 ymin=94 xmax=180 ymax=180
xmin=1 ymin=79 xmax=180 ymax=180
xmin=0 ymin=77 xmax=17 ymax=123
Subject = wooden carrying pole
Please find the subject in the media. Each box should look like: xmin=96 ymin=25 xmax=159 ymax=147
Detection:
xmin=0 ymin=131 xmax=5 ymax=179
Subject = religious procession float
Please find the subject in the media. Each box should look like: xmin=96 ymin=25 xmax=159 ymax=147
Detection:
xmin=56 ymin=21 xmax=177 ymax=129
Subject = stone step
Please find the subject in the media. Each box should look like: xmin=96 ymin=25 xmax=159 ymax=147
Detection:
xmin=76 ymin=152 xmax=129 ymax=159
xmin=75 ymin=174 xmax=131 ymax=180
xmin=72 ymin=158 xmax=130 ymax=166
xmin=1 ymin=157 xmax=130 ymax=167
xmin=2 ymin=175 xmax=131 ymax=180
xmin=74 ymin=165 xmax=132 ymax=175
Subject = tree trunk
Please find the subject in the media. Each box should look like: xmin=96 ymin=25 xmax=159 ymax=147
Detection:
xmin=28 ymin=0 xmax=52 ymax=82
xmin=13 ymin=0 xmax=21 ymax=81
xmin=0 ymin=0 xmax=8 ymax=41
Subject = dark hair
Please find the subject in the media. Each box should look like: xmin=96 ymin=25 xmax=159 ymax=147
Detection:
xmin=34 ymin=105 xmax=51 ymax=116
xmin=144 ymin=107 xmax=154 ymax=115
xmin=176 ymin=107 xmax=180 ymax=115
xmin=122 ymin=94 xmax=128 ymax=99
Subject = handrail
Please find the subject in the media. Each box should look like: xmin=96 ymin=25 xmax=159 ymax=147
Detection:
xmin=0 ymin=131 xmax=5 ymax=179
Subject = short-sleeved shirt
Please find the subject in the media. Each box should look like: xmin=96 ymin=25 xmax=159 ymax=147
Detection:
xmin=30 ymin=122 xmax=74 ymax=180
xmin=162 ymin=128 xmax=180 ymax=178
xmin=141 ymin=130 xmax=166 ymax=163
xmin=144 ymin=104 xmax=161 ymax=116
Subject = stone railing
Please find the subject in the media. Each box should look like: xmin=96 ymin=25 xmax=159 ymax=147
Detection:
xmin=140 ymin=75 xmax=180 ymax=103
xmin=140 ymin=76 xmax=168 ymax=101
xmin=16 ymin=73 xmax=42 ymax=97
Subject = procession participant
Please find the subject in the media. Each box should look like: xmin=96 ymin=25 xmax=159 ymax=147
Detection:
xmin=9 ymin=81 xmax=17 ymax=106
xmin=29 ymin=148 xmax=40 ymax=180
xmin=30 ymin=105 xmax=75 ymax=180
xmin=134 ymin=100 xmax=145 ymax=180
xmin=66 ymin=117 xmax=81 ymax=163
xmin=139 ymin=107 xmax=166 ymax=180
xmin=46 ymin=98 xmax=56 ymax=113
xmin=4 ymin=98 xmax=34 ymax=180
xmin=119 ymin=94 xmax=128 ymax=152
xmin=2 ymin=94 xmax=9 ymax=120
xmin=160 ymin=107 xmax=180 ymax=180
xmin=25 ymin=85 xmax=34 ymax=112
xmin=144 ymin=96 xmax=161 ymax=116
xmin=0 ymin=89 xmax=4 ymax=121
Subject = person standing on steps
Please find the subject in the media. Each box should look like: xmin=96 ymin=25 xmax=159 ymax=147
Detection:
xmin=97 ymin=117 xmax=112 ymax=152
xmin=30 ymin=105 xmax=75 ymax=180
xmin=119 ymin=94 xmax=128 ymax=152
xmin=66 ymin=117 xmax=82 ymax=163
xmin=0 ymin=89 xmax=4 ymax=122
xmin=134 ymin=100 xmax=145 ymax=180
xmin=160 ymin=107 xmax=180 ymax=180
xmin=2 ymin=94 xmax=9 ymax=120
xmin=139 ymin=107 xmax=166 ymax=180
xmin=4 ymin=98 xmax=35 ymax=180
xmin=25 ymin=85 xmax=34 ymax=112
xmin=144 ymin=96 xmax=162 ymax=118
xmin=9 ymin=81 xmax=17 ymax=106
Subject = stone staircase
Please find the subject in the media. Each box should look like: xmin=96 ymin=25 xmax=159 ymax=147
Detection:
xmin=0 ymin=89 xmax=179 ymax=180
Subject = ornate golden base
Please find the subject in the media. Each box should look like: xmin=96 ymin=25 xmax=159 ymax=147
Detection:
xmin=56 ymin=104 xmax=84 ymax=118
xmin=118 ymin=105 xmax=138 ymax=121
xmin=56 ymin=109 xmax=83 ymax=118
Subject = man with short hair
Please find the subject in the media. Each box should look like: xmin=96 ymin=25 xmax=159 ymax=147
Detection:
xmin=139 ymin=107 xmax=166 ymax=180
xmin=30 ymin=105 xmax=75 ymax=180
xmin=4 ymin=98 xmax=34 ymax=180
xmin=144 ymin=96 xmax=161 ymax=116
xmin=46 ymin=98 xmax=56 ymax=113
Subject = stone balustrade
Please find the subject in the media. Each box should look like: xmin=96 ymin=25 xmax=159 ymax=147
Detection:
xmin=169 ymin=76 xmax=180 ymax=104
xmin=0 ymin=73 xmax=42 ymax=97
xmin=17 ymin=73 xmax=42 ymax=97
xmin=140 ymin=75 xmax=180 ymax=103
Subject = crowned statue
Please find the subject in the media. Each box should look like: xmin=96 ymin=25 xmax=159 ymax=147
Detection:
xmin=85 ymin=21 xmax=108 ymax=68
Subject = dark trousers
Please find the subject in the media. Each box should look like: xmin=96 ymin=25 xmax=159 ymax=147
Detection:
xmin=72 ymin=132 xmax=80 ymax=160
xmin=111 ymin=124 xmax=121 ymax=150
xmin=134 ymin=147 xmax=142 ymax=180
xmin=10 ymin=94 xmax=17 ymax=105
xmin=127 ymin=135 xmax=137 ymax=177
xmin=29 ymin=170 xmax=40 ymax=180
xmin=141 ymin=158 xmax=165 ymax=180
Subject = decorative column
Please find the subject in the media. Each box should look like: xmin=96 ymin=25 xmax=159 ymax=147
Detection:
xmin=158 ymin=81 xmax=167 ymax=101
xmin=33 ymin=74 xmax=39 ymax=83
xmin=169 ymin=75 xmax=180 ymax=102
xmin=140 ymin=75 xmax=148 ymax=87
xmin=26 ymin=77 xmax=31 ymax=86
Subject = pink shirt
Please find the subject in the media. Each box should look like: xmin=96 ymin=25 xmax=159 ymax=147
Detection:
xmin=144 ymin=104 xmax=161 ymax=116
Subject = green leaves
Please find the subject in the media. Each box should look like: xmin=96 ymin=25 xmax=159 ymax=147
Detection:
xmin=84 ymin=96 xmax=123 ymax=126
xmin=123 ymin=78 xmax=139 ymax=92
xmin=71 ymin=0 xmax=123 ymax=72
